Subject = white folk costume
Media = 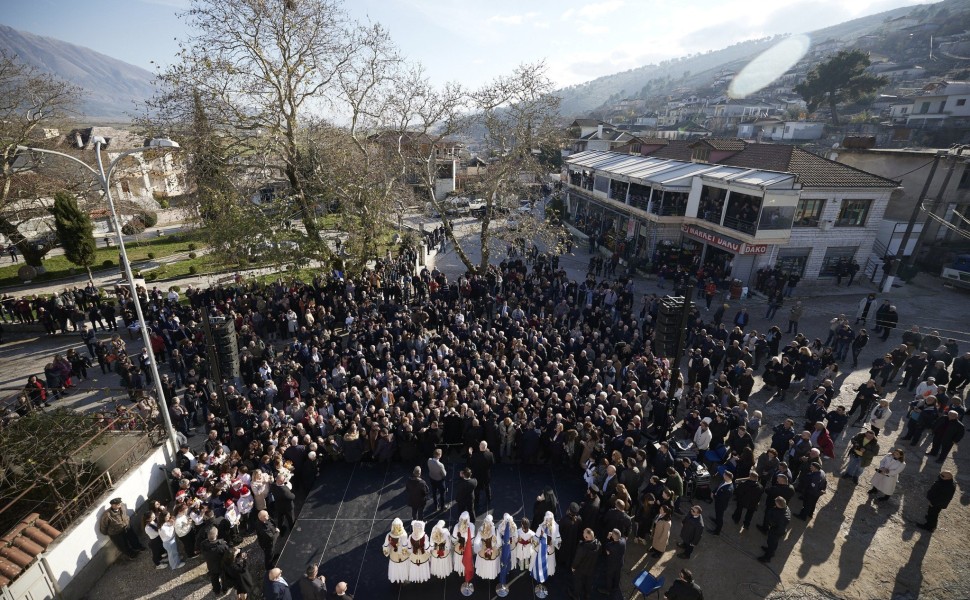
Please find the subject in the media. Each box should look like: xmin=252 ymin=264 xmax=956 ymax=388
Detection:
xmin=451 ymin=512 xmax=475 ymax=576
xmin=534 ymin=511 xmax=561 ymax=576
xmin=475 ymin=515 xmax=500 ymax=580
xmin=407 ymin=520 xmax=432 ymax=583
xmin=383 ymin=518 xmax=410 ymax=583
xmin=430 ymin=520 xmax=453 ymax=579
xmin=513 ymin=522 xmax=536 ymax=570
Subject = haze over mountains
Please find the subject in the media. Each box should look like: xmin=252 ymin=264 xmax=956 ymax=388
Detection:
xmin=0 ymin=1 xmax=948 ymax=122
xmin=0 ymin=24 xmax=154 ymax=120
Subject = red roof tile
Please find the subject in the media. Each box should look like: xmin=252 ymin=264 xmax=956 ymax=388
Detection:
xmin=0 ymin=513 xmax=62 ymax=587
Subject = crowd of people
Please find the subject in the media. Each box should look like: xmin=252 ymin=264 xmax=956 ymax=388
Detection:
xmin=6 ymin=239 xmax=966 ymax=600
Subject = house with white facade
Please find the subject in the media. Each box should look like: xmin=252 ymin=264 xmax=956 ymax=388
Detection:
xmin=562 ymin=140 xmax=899 ymax=282
xmin=906 ymin=81 xmax=970 ymax=128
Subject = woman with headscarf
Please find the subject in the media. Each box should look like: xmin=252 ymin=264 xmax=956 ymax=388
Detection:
xmin=429 ymin=520 xmax=452 ymax=579
xmin=382 ymin=518 xmax=410 ymax=584
xmin=451 ymin=512 xmax=475 ymax=577
xmin=534 ymin=511 xmax=561 ymax=576
xmin=407 ymin=520 xmax=431 ymax=583
xmin=474 ymin=515 xmax=500 ymax=580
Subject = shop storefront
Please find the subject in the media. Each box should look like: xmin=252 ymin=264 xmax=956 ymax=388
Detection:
xmin=680 ymin=223 xmax=769 ymax=284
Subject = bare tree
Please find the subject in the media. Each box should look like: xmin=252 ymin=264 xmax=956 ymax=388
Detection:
xmin=0 ymin=51 xmax=81 ymax=270
xmin=409 ymin=62 xmax=566 ymax=273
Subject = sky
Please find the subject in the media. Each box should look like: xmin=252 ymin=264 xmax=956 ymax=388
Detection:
xmin=1 ymin=0 xmax=941 ymax=90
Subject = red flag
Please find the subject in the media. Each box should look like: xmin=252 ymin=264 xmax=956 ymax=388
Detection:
xmin=463 ymin=529 xmax=475 ymax=583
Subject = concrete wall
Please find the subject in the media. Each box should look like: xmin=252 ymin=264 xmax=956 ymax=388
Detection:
xmin=42 ymin=442 xmax=173 ymax=600
xmin=837 ymin=149 xmax=970 ymax=222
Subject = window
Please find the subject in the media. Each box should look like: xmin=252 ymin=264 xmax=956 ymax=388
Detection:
xmin=793 ymin=198 xmax=825 ymax=227
xmin=958 ymin=99 xmax=967 ymax=107
xmin=593 ymin=175 xmax=610 ymax=194
xmin=776 ymin=248 xmax=811 ymax=277
xmin=820 ymin=246 xmax=858 ymax=277
xmin=835 ymin=199 xmax=871 ymax=227
xmin=758 ymin=205 xmax=796 ymax=230
xmin=919 ymin=102 xmax=930 ymax=114
xmin=901 ymin=107 xmax=909 ymax=114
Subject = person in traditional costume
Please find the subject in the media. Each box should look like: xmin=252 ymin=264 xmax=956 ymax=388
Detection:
xmin=452 ymin=512 xmax=475 ymax=576
xmin=534 ymin=511 xmax=561 ymax=576
xmin=513 ymin=517 xmax=535 ymax=570
xmin=475 ymin=514 xmax=500 ymax=580
xmin=429 ymin=520 xmax=452 ymax=579
xmin=383 ymin=518 xmax=410 ymax=583
xmin=408 ymin=520 xmax=432 ymax=583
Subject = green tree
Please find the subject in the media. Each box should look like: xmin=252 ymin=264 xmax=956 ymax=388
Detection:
xmin=794 ymin=50 xmax=887 ymax=126
xmin=49 ymin=191 xmax=97 ymax=281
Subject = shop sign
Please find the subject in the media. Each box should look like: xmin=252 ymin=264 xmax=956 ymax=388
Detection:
xmin=681 ymin=224 xmax=768 ymax=255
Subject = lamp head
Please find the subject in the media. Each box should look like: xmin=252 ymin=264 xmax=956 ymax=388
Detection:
xmin=147 ymin=138 xmax=180 ymax=149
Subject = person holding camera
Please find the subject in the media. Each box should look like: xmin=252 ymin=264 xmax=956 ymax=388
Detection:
xmin=223 ymin=547 xmax=255 ymax=600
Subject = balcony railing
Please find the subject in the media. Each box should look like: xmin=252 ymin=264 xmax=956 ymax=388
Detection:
xmin=722 ymin=215 xmax=758 ymax=235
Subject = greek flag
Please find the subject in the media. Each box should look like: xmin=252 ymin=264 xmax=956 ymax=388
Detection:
xmin=531 ymin=533 xmax=548 ymax=584
xmin=499 ymin=523 xmax=512 ymax=585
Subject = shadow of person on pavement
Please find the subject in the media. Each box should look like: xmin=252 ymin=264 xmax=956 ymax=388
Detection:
xmin=834 ymin=499 xmax=895 ymax=590
xmin=795 ymin=474 xmax=855 ymax=578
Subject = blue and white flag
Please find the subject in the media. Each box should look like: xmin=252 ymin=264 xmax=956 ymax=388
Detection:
xmin=531 ymin=533 xmax=548 ymax=584
xmin=499 ymin=521 xmax=512 ymax=585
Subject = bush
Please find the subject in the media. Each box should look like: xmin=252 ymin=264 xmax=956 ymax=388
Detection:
xmin=102 ymin=259 xmax=114 ymax=267
xmin=170 ymin=285 xmax=180 ymax=292
xmin=237 ymin=257 xmax=249 ymax=267
xmin=157 ymin=199 xmax=170 ymax=209
xmin=147 ymin=252 xmax=156 ymax=259
xmin=146 ymin=271 xmax=158 ymax=281
xmin=187 ymin=243 xmax=197 ymax=251
xmin=188 ymin=266 xmax=198 ymax=275
xmin=140 ymin=211 xmax=159 ymax=228
xmin=121 ymin=218 xmax=145 ymax=236
xmin=188 ymin=252 xmax=197 ymax=259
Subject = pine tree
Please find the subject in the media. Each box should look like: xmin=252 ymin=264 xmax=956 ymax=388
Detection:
xmin=794 ymin=50 xmax=887 ymax=126
xmin=50 ymin=191 xmax=97 ymax=281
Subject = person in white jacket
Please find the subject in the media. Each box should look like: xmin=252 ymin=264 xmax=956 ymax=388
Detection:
xmin=868 ymin=448 xmax=906 ymax=501
xmin=513 ymin=517 xmax=535 ymax=570
xmin=866 ymin=399 xmax=892 ymax=436
xmin=693 ymin=419 xmax=713 ymax=451
xmin=534 ymin=511 xmax=561 ymax=576
xmin=157 ymin=512 xmax=185 ymax=570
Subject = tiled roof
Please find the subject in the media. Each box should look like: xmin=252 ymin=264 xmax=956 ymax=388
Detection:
xmin=721 ymin=145 xmax=899 ymax=188
xmin=645 ymin=140 xmax=694 ymax=161
xmin=695 ymin=138 xmax=748 ymax=152
xmin=0 ymin=513 xmax=61 ymax=587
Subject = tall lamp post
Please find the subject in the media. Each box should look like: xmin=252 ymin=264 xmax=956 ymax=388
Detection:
xmin=18 ymin=138 xmax=181 ymax=452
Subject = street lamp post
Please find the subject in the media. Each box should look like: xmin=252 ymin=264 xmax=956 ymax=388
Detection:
xmin=18 ymin=138 xmax=181 ymax=452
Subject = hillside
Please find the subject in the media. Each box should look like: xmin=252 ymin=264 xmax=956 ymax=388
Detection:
xmin=556 ymin=2 xmax=923 ymax=117
xmin=0 ymin=25 xmax=155 ymax=120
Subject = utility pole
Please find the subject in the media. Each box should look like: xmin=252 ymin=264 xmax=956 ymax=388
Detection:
xmin=912 ymin=152 xmax=960 ymax=261
xmin=882 ymin=149 xmax=946 ymax=293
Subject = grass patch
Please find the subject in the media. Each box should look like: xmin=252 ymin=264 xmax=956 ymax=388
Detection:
xmin=0 ymin=231 xmax=206 ymax=288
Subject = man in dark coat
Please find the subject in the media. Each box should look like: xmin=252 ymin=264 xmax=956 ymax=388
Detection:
xmin=795 ymin=462 xmax=827 ymax=521
xmin=664 ymin=568 xmax=704 ymax=600
xmin=602 ymin=499 xmax=633 ymax=538
xmin=271 ymin=475 xmax=297 ymax=533
xmin=467 ymin=440 xmax=495 ymax=512
xmin=558 ymin=503 xmax=583 ymax=592
xmin=927 ymin=411 xmax=966 ymax=463
xmin=571 ymin=528 xmax=601 ymax=600
xmin=918 ymin=470 xmax=957 ymax=531
xmin=405 ymin=466 xmax=431 ymax=521
xmin=708 ymin=472 xmax=734 ymax=535
xmin=678 ymin=505 xmax=704 ymax=559
xmin=599 ymin=528 xmax=626 ymax=597
xmin=578 ymin=487 xmax=601 ymax=535
xmin=257 ymin=510 xmax=281 ymax=570
xmin=732 ymin=472 xmax=764 ymax=529
xmin=200 ymin=526 xmax=230 ymax=595
xmin=295 ymin=564 xmax=327 ymax=600
xmin=758 ymin=497 xmax=791 ymax=563
xmin=759 ymin=474 xmax=795 ymax=532
xmin=454 ymin=468 xmax=477 ymax=521
xmin=264 ymin=567 xmax=293 ymax=600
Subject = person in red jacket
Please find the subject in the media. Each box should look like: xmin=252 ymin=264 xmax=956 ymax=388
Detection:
xmin=811 ymin=422 xmax=835 ymax=459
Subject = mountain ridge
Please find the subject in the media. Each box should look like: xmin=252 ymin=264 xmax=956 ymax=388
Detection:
xmin=0 ymin=24 xmax=155 ymax=121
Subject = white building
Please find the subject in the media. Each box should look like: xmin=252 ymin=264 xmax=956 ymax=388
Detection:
xmin=563 ymin=140 xmax=899 ymax=282
xmin=906 ymin=81 xmax=970 ymax=128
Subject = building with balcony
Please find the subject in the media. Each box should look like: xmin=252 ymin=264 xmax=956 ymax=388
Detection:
xmin=906 ymin=81 xmax=970 ymax=128
xmin=563 ymin=141 xmax=899 ymax=283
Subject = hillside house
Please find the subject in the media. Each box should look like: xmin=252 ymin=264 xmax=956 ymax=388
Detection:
xmin=906 ymin=81 xmax=970 ymax=128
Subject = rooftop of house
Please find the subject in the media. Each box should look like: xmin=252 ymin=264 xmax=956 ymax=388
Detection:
xmin=0 ymin=513 xmax=62 ymax=588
